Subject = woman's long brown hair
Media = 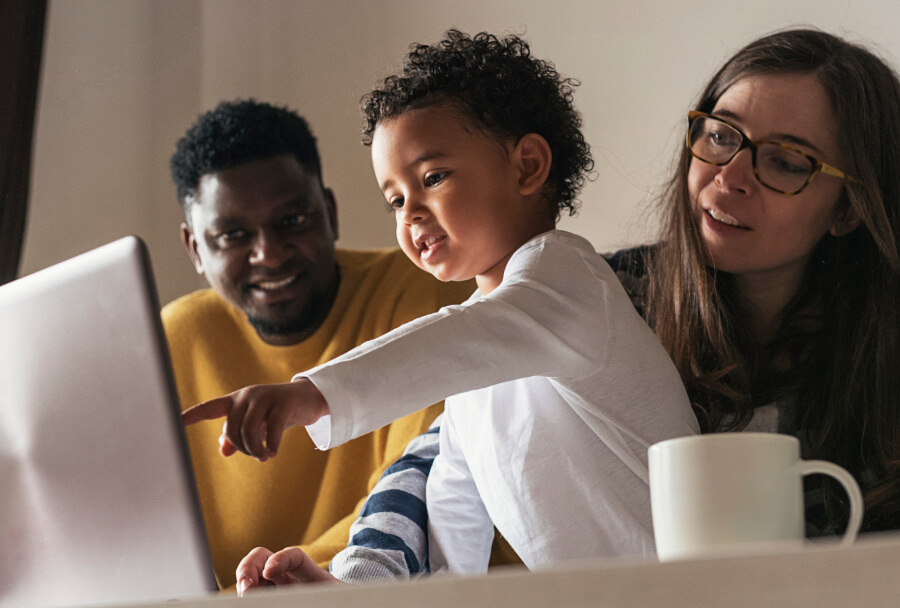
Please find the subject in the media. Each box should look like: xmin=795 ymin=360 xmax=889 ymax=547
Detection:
xmin=646 ymin=29 xmax=900 ymax=531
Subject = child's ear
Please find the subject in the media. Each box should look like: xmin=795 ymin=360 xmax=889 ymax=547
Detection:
xmin=513 ymin=133 xmax=552 ymax=196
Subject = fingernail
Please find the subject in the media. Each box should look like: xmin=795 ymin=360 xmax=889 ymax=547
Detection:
xmin=238 ymin=578 xmax=249 ymax=595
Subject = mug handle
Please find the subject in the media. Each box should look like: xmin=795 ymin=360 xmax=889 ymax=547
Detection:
xmin=799 ymin=460 xmax=864 ymax=544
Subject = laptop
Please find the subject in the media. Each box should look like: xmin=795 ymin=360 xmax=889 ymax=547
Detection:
xmin=0 ymin=236 xmax=218 ymax=607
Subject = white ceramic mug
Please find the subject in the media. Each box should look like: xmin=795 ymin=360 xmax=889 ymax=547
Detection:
xmin=648 ymin=432 xmax=863 ymax=561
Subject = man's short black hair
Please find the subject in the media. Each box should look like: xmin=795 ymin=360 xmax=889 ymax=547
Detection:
xmin=361 ymin=30 xmax=593 ymax=219
xmin=170 ymin=99 xmax=322 ymax=212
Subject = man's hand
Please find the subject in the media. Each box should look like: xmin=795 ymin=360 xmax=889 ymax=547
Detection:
xmin=182 ymin=379 xmax=329 ymax=461
xmin=236 ymin=546 xmax=340 ymax=595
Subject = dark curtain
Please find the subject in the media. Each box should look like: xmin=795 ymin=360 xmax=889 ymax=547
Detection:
xmin=0 ymin=0 xmax=47 ymax=285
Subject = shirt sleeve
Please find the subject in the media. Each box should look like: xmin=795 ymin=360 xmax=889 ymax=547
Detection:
xmin=328 ymin=416 xmax=441 ymax=583
xmin=426 ymin=408 xmax=494 ymax=574
xmin=295 ymin=404 xmax=441 ymax=569
xmin=302 ymin=234 xmax=610 ymax=449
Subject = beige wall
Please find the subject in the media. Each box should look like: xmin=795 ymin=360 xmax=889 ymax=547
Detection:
xmin=24 ymin=0 xmax=204 ymax=302
xmin=21 ymin=0 xmax=900 ymax=305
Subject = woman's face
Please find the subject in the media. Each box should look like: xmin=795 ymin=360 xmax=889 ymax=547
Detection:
xmin=688 ymin=73 xmax=854 ymax=290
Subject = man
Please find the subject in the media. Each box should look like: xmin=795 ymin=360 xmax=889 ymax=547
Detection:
xmin=164 ymin=99 xmax=474 ymax=588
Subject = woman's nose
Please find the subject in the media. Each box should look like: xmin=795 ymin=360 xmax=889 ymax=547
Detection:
xmin=714 ymin=148 xmax=756 ymax=195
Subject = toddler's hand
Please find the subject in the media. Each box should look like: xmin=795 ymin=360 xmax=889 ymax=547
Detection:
xmin=182 ymin=379 xmax=329 ymax=461
xmin=236 ymin=546 xmax=340 ymax=595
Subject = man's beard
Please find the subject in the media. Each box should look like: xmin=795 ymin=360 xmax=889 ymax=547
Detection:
xmin=247 ymin=294 xmax=327 ymax=339
xmin=248 ymin=311 xmax=318 ymax=338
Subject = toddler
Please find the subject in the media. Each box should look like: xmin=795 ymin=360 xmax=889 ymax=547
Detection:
xmin=184 ymin=30 xmax=698 ymax=590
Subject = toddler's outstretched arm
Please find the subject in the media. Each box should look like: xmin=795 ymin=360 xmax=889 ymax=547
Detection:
xmin=236 ymin=547 xmax=340 ymax=595
xmin=181 ymin=378 xmax=329 ymax=461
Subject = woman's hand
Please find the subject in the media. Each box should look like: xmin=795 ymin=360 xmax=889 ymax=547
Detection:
xmin=182 ymin=378 xmax=329 ymax=461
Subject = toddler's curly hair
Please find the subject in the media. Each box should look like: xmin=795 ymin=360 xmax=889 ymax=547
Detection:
xmin=361 ymin=30 xmax=593 ymax=218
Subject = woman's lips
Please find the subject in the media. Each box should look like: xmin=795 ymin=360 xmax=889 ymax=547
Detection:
xmin=706 ymin=208 xmax=749 ymax=230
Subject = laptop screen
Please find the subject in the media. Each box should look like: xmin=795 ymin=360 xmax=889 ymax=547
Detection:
xmin=0 ymin=236 xmax=217 ymax=607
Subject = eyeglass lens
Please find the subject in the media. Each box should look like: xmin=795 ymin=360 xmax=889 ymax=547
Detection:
xmin=689 ymin=116 xmax=814 ymax=194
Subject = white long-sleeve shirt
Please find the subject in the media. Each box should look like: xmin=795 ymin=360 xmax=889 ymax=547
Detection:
xmin=302 ymin=230 xmax=697 ymax=573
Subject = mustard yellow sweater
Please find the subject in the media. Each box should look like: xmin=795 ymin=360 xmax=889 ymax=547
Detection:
xmin=162 ymin=248 xmax=474 ymax=588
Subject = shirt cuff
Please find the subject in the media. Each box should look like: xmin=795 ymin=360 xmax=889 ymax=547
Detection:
xmin=293 ymin=371 xmax=350 ymax=450
xmin=305 ymin=415 xmax=333 ymax=450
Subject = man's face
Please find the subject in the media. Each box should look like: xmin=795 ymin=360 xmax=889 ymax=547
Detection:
xmin=181 ymin=154 xmax=339 ymax=346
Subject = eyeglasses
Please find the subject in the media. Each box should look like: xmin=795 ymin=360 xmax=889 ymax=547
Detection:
xmin=686 ymin=111 xmax=859 ymax=195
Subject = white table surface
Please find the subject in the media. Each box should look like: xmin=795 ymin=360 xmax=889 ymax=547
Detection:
xmin=112 ymin=532 xmax=900 ymax=608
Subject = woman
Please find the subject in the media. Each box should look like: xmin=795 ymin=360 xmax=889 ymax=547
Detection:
xmin=637 ymin=28 xmax=900 ymax=534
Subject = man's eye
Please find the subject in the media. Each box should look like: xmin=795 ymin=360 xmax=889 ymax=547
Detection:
xmin=214 ymin=228 xmax=249 ymax=249
xmin=216 ymin=229 xmax=248 ymax=246
xmin=281 ymin=213 xmax=307 ymax=228
xmin=424 ymin=172 xmax=447 ymax=187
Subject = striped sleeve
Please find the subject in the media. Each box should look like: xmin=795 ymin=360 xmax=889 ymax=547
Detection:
xmin=328 ymin=415 xmax=441 ymax=583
